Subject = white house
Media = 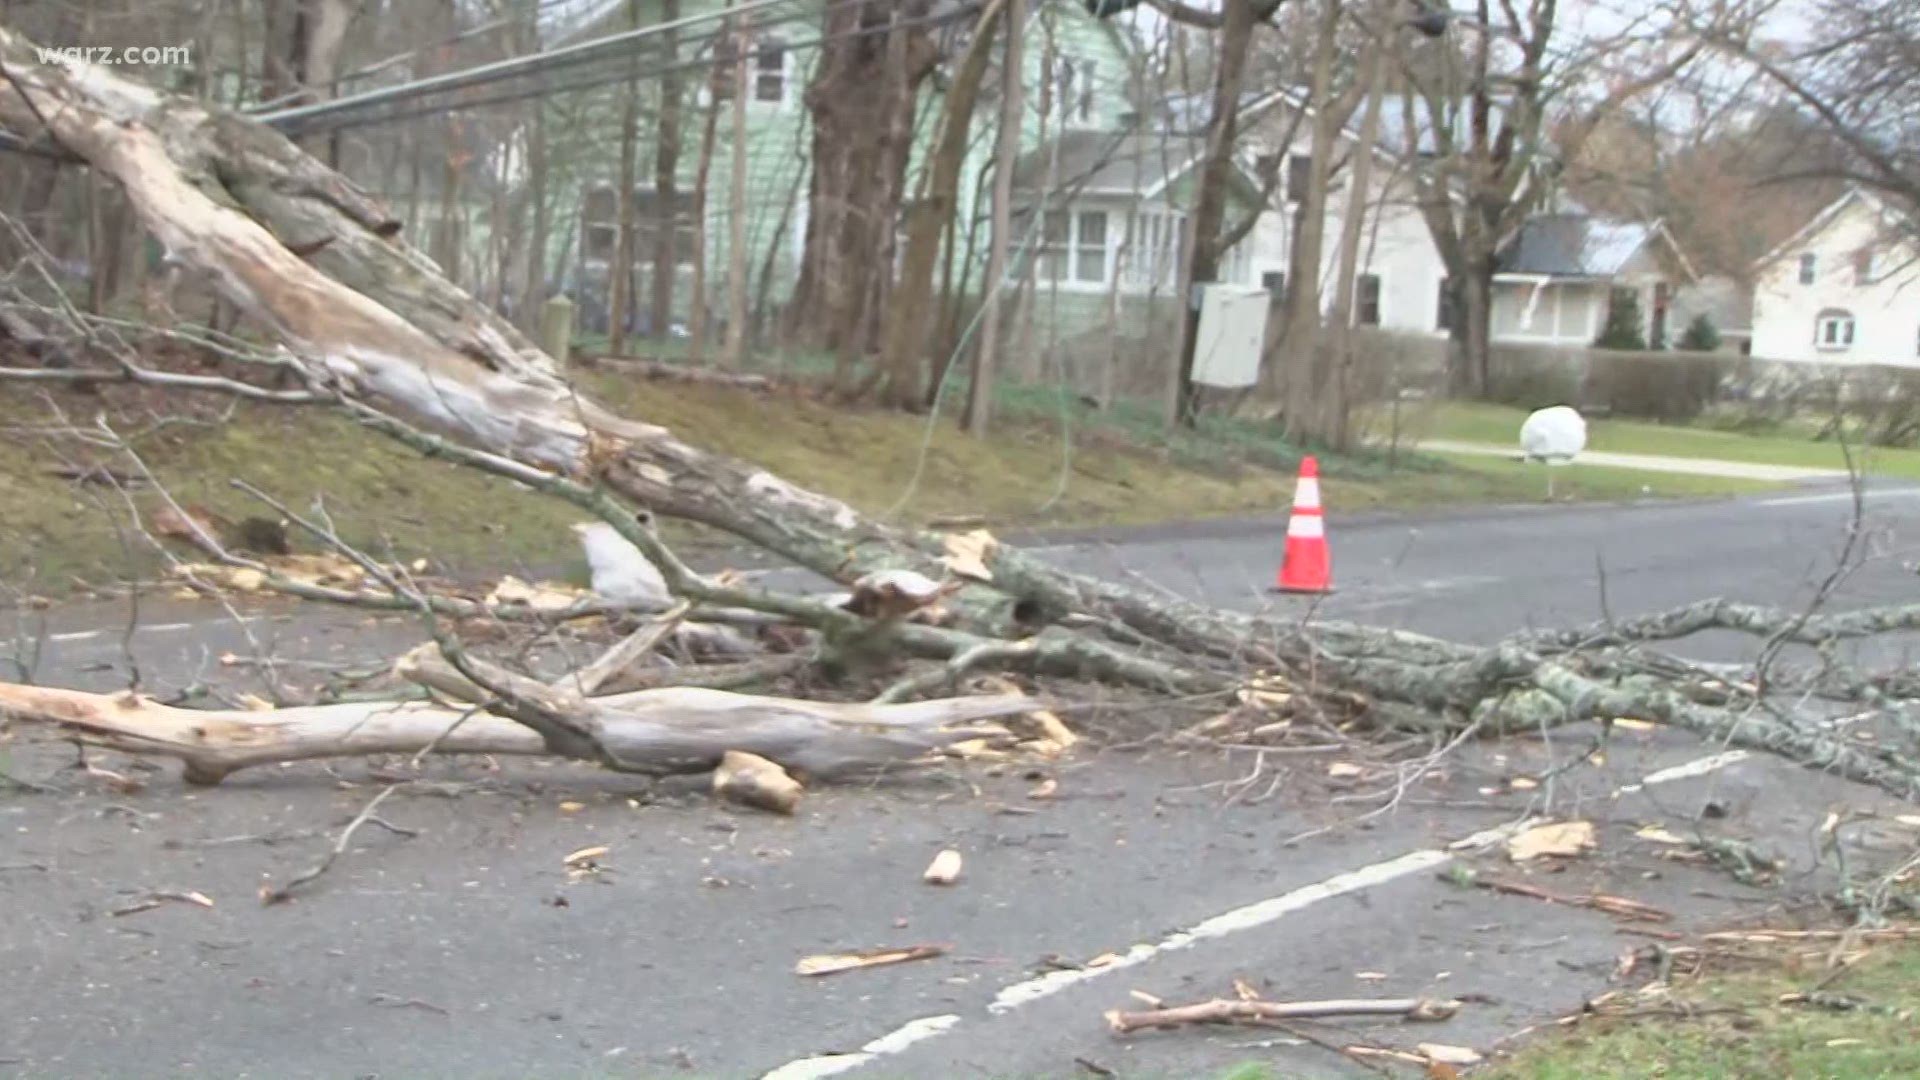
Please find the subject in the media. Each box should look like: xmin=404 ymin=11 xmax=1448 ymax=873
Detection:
xmin=1229 ymin=90 xmax=1453 ymax=335
xmin=1749 ymin=187 xmax=1920 ymax=367
xmin=1489 ymin=214 xmax=1697 ymax=348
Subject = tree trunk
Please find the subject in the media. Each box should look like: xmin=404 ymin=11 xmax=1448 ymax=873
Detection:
xmin=964 ymin=0 xmax=1024 ymax=435
xmin=608 ymin=0 xmax=642 ymax=356
xmin=1311 ymin=21 xmax=1386 ymax=453
xmin=649 ymin=0 xmax=684 ymax=339
xmin=878 ymin=0 xmax=1005 ymax=410
xmin=685 ymin=65 xmax=724 ymax=364
xmin=0 ymin=679 xmax=1033 ymax=786
xmin=722 ymin=18 xmax=751 ymax=370
xmin=1454 ymin=260 xmax=1493 ymax=395
xmin=785 ymin=0 xmax=939 ymax=361
xmin=1279 ymin=0 xmax=1343 ymax=441
xmin=1166 ymin=0 xmax=1258 ymax=428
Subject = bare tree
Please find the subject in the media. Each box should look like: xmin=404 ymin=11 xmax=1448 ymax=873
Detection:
xmin=1730 ymin=0 xmax=1920 ymax=224
xmin=964 ymin=0 xmax=1026 ymax=435
xmin=1394 ymin=0 xmax=1725 ymax=393
xmin=607 ymin=0 xmax=642 ymax=357
xmin=879 ymin=0 xmax=1006 ymax=409
xmin=650 ymin=0 xmax=686 ymax=339
xmin=1147 ymin=0 xmax=1304 ymax=427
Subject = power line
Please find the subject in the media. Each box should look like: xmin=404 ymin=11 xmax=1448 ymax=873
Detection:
xmin=308 ymin=1 xmax=984 ymax=134
xmin=254 ymin=0 xmax=812 ymax=132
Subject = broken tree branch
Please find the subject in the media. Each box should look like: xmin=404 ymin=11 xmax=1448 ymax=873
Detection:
xmin=1105 ymin=996 xmax=1460 ymax=1035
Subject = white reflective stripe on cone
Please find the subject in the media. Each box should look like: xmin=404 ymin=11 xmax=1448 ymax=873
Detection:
xmin=1287 ymin=515 xmax=1325 ymax=538
xmin=1292 ymin=478 xmax=1322 ymax=509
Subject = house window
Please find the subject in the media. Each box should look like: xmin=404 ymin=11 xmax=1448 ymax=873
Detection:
xmin=1286 ymin=154 xmax=1313 ymax=203
xmin=1262 ymin=271 xmax=1287 ymax=304
xmin=1075 ymin=211 xmax=1107 ymax=283
xmin=1037 ymin=208 xmax=1111 ymax=286
xmin=1435 ymin=277 xmax=1455 ymax=331
xmin=1651 ymin=281 xmax=1671 ymax=348
xmin=1854 ymin=247 xmax=1877 ymax=285
xmin=1054 ymin=59 xmax=1076 ymax=120
xmin=713 ymin=35 xmax=784 ymax=103
xmin=1077 ymin=61 xmax=1096 ymax=121
xmin=754 ymin=38 xmax=786 ymax=102
xmin=1815 ymin=309 xmax=1855 ymax=350
xmin=1357 ymin=274 xmax=1382 ymax=326
xmin=1798 ymin=253 xmax=1817 ymax=285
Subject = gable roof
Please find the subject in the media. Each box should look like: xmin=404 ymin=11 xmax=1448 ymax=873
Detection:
xmin=1497 ymin=214 xmax=1696 ymax=281
xmin=1752 ymin=186 xmax=1902 ymax=270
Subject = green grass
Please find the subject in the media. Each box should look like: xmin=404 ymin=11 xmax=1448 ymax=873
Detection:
xmin=0 ymin=376 xmax=1778 ymax=595
xmin=1486 ymin=940 xmax=1920 ymax=1078
xmin=1422 ymin=400 xmax=1920 ymax=479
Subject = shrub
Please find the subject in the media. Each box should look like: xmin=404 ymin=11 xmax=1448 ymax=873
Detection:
xmin=1594 ymin=291 xmax=1647 ymax=350
xmin=1678 ymin=314 xmax=1721 ymax=352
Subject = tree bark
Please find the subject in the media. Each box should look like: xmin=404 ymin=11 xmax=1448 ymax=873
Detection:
xmin=964 ymin=0 xmax=1025 ymax=434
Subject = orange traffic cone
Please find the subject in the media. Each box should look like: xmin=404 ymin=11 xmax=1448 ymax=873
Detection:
xmin=1274 ymin=455 xmax=1332 ymax=593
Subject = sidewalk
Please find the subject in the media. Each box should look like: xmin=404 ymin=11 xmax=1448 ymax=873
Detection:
xmin=1417 ymin=438 xmax=1850 ymax=482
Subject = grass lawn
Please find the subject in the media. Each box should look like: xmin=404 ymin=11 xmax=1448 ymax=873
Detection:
xmin=1213 ymin=937 xmax=1920 ymax=1080
xmin=0 ymin=375 xmax=1777 ymax=594
xmin=1486 ymin=937 xmax=1920 ymax=1079
xmin=1422 ymin=400 xmax=1920 ymax=479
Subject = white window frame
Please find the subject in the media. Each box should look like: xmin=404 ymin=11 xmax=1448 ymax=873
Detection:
xmin=699 ymin=34 xmax=791 ymax=110
xmin=1035 ymin=206 xmax=1113 ymax=290
xmin=752 ymin=36 xmax=789 ymax=105
xmin=1815 ymin=310 xmax=1856 ymax=351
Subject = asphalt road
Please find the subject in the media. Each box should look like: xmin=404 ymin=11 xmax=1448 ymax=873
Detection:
xmin=5 ymin=481 xmax=1920 ymax=1078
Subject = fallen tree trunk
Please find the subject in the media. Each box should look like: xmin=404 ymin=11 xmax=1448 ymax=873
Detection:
xmin=0 ymin=680 xmax=1033 ymax=786
xmin=3 ymin=31 xmax=1918 ymax=803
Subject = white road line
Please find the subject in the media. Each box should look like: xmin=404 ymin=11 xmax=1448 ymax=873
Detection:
xmin=756 ymin=749 xmax=1750 ymax=1079
xmin=47 ymin=630 xmax=102 ymax=643
xmin=760 ymin=1015 xmax=961 ymax=1080
xmin=1759 ymin=489 xmax=1920 ymax=508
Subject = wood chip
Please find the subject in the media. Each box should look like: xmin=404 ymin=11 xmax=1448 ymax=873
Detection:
xmin=795 ymin=944 xmax=947 ymax=977
xmin=1418 ymin=1043 xmax=1483 ymax=1066
xmin=1327 ymin=762 xmax=1364 ymax=779
xmin=923 ymin=849 xmax=963 ymax=885
xmin=940 ymin=529 xmax=999 ymax=581
xmin=1507 ymin=820 xmax=1596 ymax=862
xmin=563 ymin=845 xmax=609 ymax=867
xmin=712 ymin=751 xmax=803 ymax=815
